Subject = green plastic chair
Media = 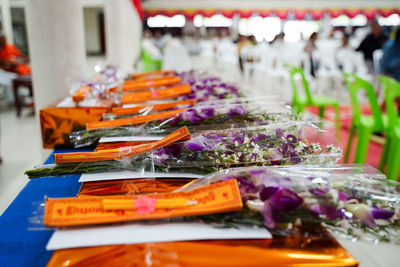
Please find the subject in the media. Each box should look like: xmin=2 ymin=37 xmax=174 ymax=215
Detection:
xmin=141 ymin=48 xmax=162 ymax=72
xmin=378 ymin=75 xmax=400 ymax=180
xmin=343 ymin=73 xmax=388 ymax=163
xmin=286 ymin=65 xmax=340 ymax=138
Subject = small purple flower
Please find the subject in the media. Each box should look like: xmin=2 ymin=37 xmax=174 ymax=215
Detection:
xmin=277 ymin=144 xmax=288 ymax=154
xmin=186 ymin=135 xmax=219 ymax=152
xmin=232 ymin=134 xmax=245 ymax=145
xmin=199 ymin=108 xmax=215 ymax=119
xmin=289 ymin=152 xmax=301 ymax=164
xmin=187 ymin=142 xmax=206 ymax=151
xmin=269 ymin=188 xmax=303 ymax=212
xmin=182 ymin=109 xmax=203 ymax=125
xmin=275 ymin=128 xmax=284 ymax=138
xmin=309 ymin=203 xmax=343 ymax=220
xmin=250 ymin=134 xmax=268 ymax=143
xmin=371 ymin=207 xmax=394 ymax=220
xmin=338 ymin=191 xmax=350 ymax=202
xmin=309 ymin=187 xmax=329 ymax=196
xmin=260 ymin=186 xmax=279 ymax=201
xmin=285 ymin=134 xmax=297 ymax=143
xmin=228 ymin=106 xmax=248 ymax=116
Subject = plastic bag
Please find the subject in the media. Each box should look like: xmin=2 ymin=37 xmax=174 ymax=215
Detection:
xmin=69 ymin=100 xmax=298 ymax=148
xmin=177 ymin=164 xmax=400 ymax=244
xmin=26 ymin=122 xmax=341 ymax=178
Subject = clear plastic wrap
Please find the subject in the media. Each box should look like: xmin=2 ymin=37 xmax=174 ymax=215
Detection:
xmin=26 ymin=122 xmax=341 ymax=179
xmin=175 ymin=70 xmax=244 ymax=101
xmin=177 ymin=164 xmax=400 ymax=244
xmin=70 ymin=100 xmax=299 ymax=148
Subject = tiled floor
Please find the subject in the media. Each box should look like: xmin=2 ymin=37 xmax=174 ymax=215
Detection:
xmin=0 ymin=109 xmax=51 ymax=215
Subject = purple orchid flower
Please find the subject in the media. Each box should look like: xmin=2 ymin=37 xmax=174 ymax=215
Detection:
xmin=250 ymin=134 xmax=268 ymax=143
xmin=228 ymin=106 xmax=248 ymax=116
xmin=182 ymin=109 xmax=203 ymax=125
xmin=309 ymin=187 xmax=330 ymax=196
xmin=371 ymin=207 xmax=394 ymax=220
xmin=308 ymin=203 xmax=344 ymax=220
xmin=199 ymin=107 xmax=215 ymax=119
xmin=285 ymin=134 xmax=297 ymax=143
xmin=269 ymin=188 xmax=304 ymax=212
xmin=338 ymin=191 xmax=350 ymax=202
xmin=260 ymin=186 xmax=279 ymax=201
xmin=275 ymin=128 xmax=284 ymax=138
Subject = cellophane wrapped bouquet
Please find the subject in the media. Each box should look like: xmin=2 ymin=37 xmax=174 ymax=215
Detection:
xmin=69 ymin=100 xmax=298 ymax=148
xmin=25 ymin=122 xmax=341 ymax=178
xmin=177 ymin=164 xmax=400 ymax=244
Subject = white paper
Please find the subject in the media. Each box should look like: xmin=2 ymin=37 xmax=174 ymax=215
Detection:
xmin=56 ymin=96 xmax=98 ymax=107
xmin=47 ymin=222 xmax=271 ymax=250
xmin=79 ymin=170 xmax=202 ymax=182
xmin=122 ymin=100 xmax=170 ymax=108
xmin=99 ymin=136 xmax=165 ymax=143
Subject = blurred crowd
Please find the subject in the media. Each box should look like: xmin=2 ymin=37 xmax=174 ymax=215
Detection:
xmin=142 ymin=20 xmax=399 ymax=84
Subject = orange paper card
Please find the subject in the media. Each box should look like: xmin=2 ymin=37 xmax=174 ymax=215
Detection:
xmin=130 ymin=70 xmax=176 ymax=79
xmin=44 ymin=179 xmax=242 ymax=227
xmin=121 ymin=84 xmax=191 ymax=104
xmin=112 ymin=99 xmax=195 ymax=115
xmin=122 ymin=76 xmax=181 ymax=91
xmin=53 ymin=126 xmax=190 ymax=163
xmin=86 ymin=108 xmax=186 ymax=130
xmin=72 ymin=86 xmax=91 ymax=102
xmin=94 ymin=141 xmax=154 ymax=152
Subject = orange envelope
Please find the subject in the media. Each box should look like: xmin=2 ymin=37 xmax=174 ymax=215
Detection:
xmin=44 ymin=179 xmax=243 ymax=227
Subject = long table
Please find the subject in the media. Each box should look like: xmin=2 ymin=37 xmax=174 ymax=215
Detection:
xmin=1 ymin=150 xmax=399 ymax=266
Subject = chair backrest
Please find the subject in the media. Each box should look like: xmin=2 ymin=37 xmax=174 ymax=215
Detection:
xmin=344 ymin=73 xmax=384 ymax=129
xmin=141 ymin=48 xmax=161 ymax=72
xmin=379 ymin=75 xmax=400 ymax=134
xmin=286 ymin=65 xmax=313 ymax=105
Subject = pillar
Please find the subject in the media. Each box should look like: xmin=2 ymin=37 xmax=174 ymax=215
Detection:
xmin=25 ymin=0 xmax=87 ymax=112
xmin=104 ymin=0 xmax=142 ymax=76
xmin=0 ymin=0 xmax=13 ymax=44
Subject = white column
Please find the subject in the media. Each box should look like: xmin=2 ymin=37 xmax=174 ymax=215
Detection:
xmin=104 ymin=0 xmax=142 ymax=76
xmin=0 ymin=0 xmax=13 ymax=44
xmin=25 ymin=0 xmax=87 ymax=112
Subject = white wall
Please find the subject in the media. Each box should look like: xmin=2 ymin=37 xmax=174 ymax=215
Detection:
xmin=83 ymin=7 xmax=102 ymax=53
xmin=105 ymin=0 xmax=142 ymax=76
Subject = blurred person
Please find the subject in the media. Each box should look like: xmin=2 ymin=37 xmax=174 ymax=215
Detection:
xmin=162 ymin=33 xmax=191 ymax=72
xmin=249 ymin=35 xmax=257 ymax=45
xmin=153 ymin=31 xmax=164 ymax=50
xmin=0 ymin=35 xmax=31 ymax=75
xmin=270 ymin=32 xmax=285 ymax=47
xmin=356 ymin=20 xmax=388 ymax=73
xmin=303 ymin=32 xmax=319 ymax=77
xmin=379 ymin=27 xmax=400 ymax=82
xmin=335 ymin=33 xmax=354 ymax=70
xmin=237 ymin=35 xmax=252 ymax=72
xmin=142 ymin=30 xmax=162 ymax=60
xmin=141 ymin=30 xmax=162 ymax=71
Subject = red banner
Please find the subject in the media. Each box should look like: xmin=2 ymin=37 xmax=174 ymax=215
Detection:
xmin=132 ymin=0 xmax=143 ymax=20
xmin=143 ymin=8 xmax=398 ymax=21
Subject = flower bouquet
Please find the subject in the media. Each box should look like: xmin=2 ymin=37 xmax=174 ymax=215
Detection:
xmin=70 ymin=100 xmax=297 ymax=148
xmin=176 ymin=70 xmax=243 ymax=101
xmin=177 ymin=164 xmax=400 ymax=244
xmin=25 ymin=122 xmax=341 ymax=179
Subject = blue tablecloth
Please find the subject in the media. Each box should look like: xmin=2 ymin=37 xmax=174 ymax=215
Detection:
xmin=0 ymin=150 xmax=89 ymax=267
